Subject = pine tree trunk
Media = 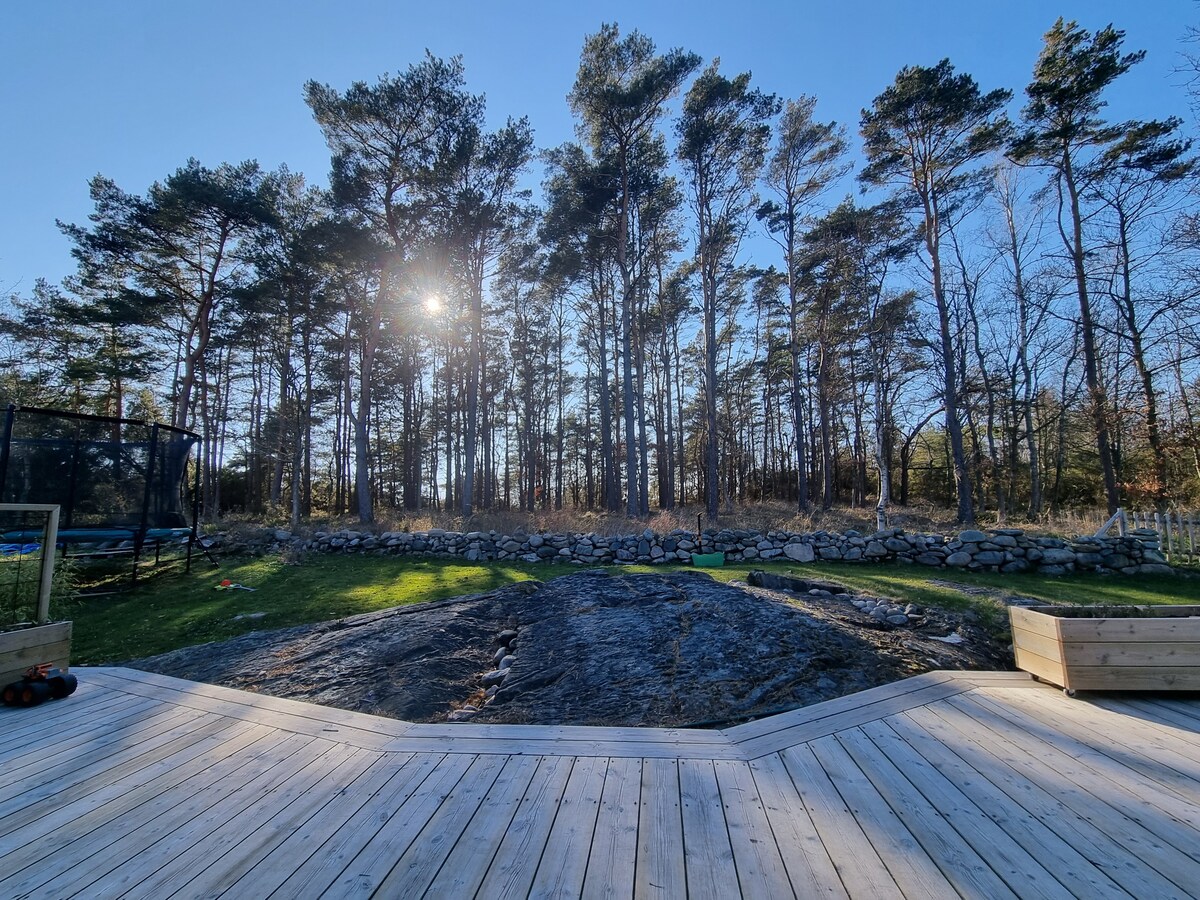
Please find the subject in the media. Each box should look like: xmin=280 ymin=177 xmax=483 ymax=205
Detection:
xmin=1062 ymin=149 xmax=1119 ymax=513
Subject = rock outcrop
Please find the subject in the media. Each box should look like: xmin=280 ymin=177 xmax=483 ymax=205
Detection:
xmin=131 ymin=571 xmax=1008 ymax=727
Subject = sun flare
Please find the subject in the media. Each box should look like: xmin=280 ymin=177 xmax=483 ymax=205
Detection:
xmin=423 ymin=294 xmax=443 ymax=314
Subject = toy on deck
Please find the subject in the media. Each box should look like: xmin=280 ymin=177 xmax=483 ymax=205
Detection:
xmin=2 ymin=664 xmax=78 ymax=707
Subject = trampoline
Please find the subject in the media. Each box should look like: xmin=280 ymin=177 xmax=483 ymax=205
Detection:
xmin=0 ymin=405 xmax=212 ymax=583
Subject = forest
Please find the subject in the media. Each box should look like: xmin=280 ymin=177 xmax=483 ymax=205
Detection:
xmin=2 ymin=18 xmax=1199 ymax=528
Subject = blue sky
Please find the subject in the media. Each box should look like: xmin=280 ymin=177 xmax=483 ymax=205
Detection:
xmin=0 ymin=0 xmax=1192 ymax=294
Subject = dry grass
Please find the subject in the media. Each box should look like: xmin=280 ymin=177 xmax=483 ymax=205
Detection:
xmin=215 ymin=502 xmax=1122 ymax=539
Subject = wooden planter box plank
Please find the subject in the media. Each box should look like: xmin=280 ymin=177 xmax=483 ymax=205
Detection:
xmin=1010 ymin=605 xmax=1200 ymax=692
xmin=0 ymin=621 xmax=72 ymax=685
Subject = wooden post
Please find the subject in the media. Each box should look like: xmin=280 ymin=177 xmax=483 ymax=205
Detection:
xmin=35 ymin=505 xmax=59 ymax=624
xmin=1094 ymin=508 xmax=1122 ymax=538
xmin=1164 ymin=511 xmax=1175 ymax=563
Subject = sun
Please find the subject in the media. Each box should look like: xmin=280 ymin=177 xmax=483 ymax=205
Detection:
xmin=423 ymin=294 xmax=443 ymax=314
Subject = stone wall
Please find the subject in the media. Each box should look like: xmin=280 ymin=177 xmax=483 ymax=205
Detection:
xmin=207 ymin=524 xmax=1172 ymax=576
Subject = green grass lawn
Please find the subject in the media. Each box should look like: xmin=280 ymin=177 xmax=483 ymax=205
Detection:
xmin=66 ymin=555 xmax=542 ymax=664
xmin=62 ymin=554 xmax=1200 ymax=664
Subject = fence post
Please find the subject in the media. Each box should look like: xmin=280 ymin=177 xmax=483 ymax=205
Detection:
xmin=35 ymin=506 xmax=59 ymax=624
xmin=1095 ymin=508 xmax=1122 ymax=538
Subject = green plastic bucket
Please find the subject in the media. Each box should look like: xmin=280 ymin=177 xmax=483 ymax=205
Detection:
xmin=691 ymin=551 xmax=726 ymax=567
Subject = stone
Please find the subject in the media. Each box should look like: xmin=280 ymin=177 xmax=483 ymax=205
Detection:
xmin=783 ymin=543 xmax=815 ymax=563
xmin=447 ymin=709 xmax=476 ymax=721
xmin=959 ymin=530 xmax=987 ymax=543
xmin=864 ymin=541 xmax=888 ymax=557
xmin=843 ymin=547 xmax=863 ymax=561
xmin=972 ymin=551 xmax=1005 ymax=566
xmin=499 ymin=655 xmax=516 ymax=670
xmin=885 ymin=614 xmax=909 ymax=626
xmin=1039 ymin=548 xmax=1075 ymax=565
xmin=528 ymin=534 xmax=544 ymax=548
xmin=990 ymin=534 xmax=1018 ymax=547
xmin=498 ymin=629 xmax=519 ymax=644
xmin=1138 ymin=563 xmax=1173 ymax=575
xmin=884 ymin=538 xmax=910 ymax=552
xmin=915 ymin=553 xmax=944 ymax=566
xmin=945 ymin=551 xmax=973 ymax=567
xmin=481 ymin=669 xmax=507 ymax=687
xmin=494 ymin=647 xmax=507 ymax=664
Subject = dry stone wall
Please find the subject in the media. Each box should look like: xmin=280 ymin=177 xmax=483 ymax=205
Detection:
xmin=209 ymin=524 xmax=1172 ymax=576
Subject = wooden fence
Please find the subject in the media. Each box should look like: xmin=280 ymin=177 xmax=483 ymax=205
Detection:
xmin=1110 ymin=508 xmax=1199 ymax=566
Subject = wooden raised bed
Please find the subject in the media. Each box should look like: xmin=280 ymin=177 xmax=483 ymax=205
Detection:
xmin=0 ymin=621 xmax=72 ymax=685
xmin=1010 ymin=604 xmax=1200 ymax=693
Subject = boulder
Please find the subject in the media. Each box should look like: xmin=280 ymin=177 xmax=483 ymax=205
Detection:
xmin=783 ymin=542 xmax=815 ymax=563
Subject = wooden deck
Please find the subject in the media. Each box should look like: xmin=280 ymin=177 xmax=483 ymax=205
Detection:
xmin=1 ymin=667 xmax=1199 ymax=898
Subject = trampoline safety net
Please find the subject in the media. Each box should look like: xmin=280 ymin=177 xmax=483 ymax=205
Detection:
xmin=0 ymin=405 xmax=198 ymax=535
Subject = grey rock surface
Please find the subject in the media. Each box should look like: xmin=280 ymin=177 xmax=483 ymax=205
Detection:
xmin=131 ymin=582 xmax=539 ymax=721
xmin=131 ymin=570 xmax=1007 ymax=728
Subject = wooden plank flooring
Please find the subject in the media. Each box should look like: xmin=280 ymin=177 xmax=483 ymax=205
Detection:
xmin=1 ymin=667 xmax=1198 ymax=898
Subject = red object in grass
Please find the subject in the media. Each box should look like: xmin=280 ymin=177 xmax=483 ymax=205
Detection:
xmin=220 ymin=579 xmax=232 ymax=587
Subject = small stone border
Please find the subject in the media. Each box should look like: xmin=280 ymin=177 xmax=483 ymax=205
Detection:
xmin=748 ymin=571 xmax=925 ymax=626
xmin=450 ymin=628 xmax=519 ymax=722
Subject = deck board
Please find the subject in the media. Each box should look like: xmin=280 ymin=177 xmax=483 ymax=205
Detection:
xmin=2 ymin=666 xmax=1199 ymax=898
xmin=931 ymin=695 xmax=1200 ymax=892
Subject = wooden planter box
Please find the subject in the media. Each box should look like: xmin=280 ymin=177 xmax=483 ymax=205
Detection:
xmin=1010 ymin=605 xmax=1200 ymax=692
xmin=0 ymin=621 xmax=72 ymax=686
